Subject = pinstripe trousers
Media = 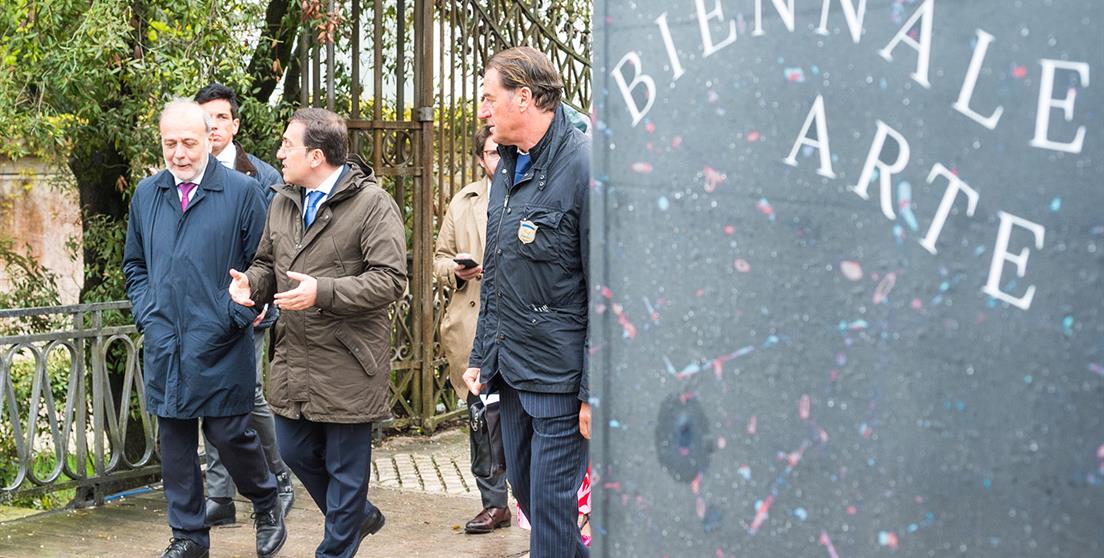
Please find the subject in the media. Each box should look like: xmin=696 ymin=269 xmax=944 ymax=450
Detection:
xmin=497 ymin=380 xmax=590 ymax=558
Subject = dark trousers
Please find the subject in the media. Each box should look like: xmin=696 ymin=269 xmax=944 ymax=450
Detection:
xmin=497 ymin=380 xmax=589 ymax=558
xmin=467 ymin=392 xmax=509 ymax=509
xmin=205 ymin=329 xmax=289 ymax=497
xmin=275 ymin=416 xmax=377 ymax=558
xmin=159 ymin=414 xmax=279 ymax=548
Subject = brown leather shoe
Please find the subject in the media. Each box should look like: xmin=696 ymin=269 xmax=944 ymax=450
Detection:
xmin=464 ymin=506 xmax=511 ymax=534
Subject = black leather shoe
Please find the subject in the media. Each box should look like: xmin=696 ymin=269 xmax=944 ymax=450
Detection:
xmin=276 ymin=471 xmax=295 ymax=518
xmin=161 ymin=537 xmax=209 ymax=558
xmin=204 ymin=498 xmax=236 ymax=527
xmin=252 ymin=509 xmax=287 ymax=558
xmin=350 ymin=503 xmax=385 ymax=555
xmin=464 ymin=506 xmax=512 ymax=534
xmin=361 ymin=504 xmax=386 ymax=537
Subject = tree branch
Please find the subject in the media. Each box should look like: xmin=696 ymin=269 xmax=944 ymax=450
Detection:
xmin=246 ymin=0 xmax=300 ymax=103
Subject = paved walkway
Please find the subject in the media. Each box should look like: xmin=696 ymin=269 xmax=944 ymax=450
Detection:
xmin=0 ymin=427 xmax=530 ymax=558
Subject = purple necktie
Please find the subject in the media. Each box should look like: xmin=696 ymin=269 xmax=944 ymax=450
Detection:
xmin=178 ymin=182 xmax=197 ymax=212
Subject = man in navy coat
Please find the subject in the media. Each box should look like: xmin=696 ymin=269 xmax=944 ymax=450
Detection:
xmin=464 ymin=47 xmax=591 ymax=558
xmin=123 ymin=99 xmax=287 ymax=558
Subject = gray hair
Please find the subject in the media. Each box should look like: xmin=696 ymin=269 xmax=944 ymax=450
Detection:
xmin=160 ymin=98 xmax=214 ymax=132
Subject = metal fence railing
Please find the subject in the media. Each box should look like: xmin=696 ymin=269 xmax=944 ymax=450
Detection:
xmin=0 ymin=298 xmax=465 ymax=505
xmin=0 ymin=302 xmax=156 ymax=506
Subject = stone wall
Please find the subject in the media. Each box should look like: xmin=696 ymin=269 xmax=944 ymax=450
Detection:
xmin=0 ymin=158 xmax=83 ymax=306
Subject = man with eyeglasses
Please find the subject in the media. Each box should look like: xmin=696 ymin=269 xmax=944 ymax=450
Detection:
xmin=433 ymin=125 xmax=512 ymax=534
xmin=193 ymin=82 xmax=296 ymax=527
xmin=228 ymin=108 xmax=407 ymax=558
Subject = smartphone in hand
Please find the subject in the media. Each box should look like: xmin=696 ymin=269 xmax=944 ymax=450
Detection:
xmin=453 ymin=257 xmax=478 ymax=269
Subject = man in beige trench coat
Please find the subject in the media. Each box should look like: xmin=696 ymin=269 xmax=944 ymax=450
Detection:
xmin=433 ymin=125 xmax=512 ymax=533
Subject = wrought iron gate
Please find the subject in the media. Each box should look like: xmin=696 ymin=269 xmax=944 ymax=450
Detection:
xmin=293 ymin=0 xmax=590 ymax=431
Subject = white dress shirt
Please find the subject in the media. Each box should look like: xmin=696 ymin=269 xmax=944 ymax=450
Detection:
xmin=214 ymin=142 xmax=237 ymax=169
xmin=306 ymin=164 xmax=344 ymax=205
xmin=173 ymin=161 xmax=208 ymax=204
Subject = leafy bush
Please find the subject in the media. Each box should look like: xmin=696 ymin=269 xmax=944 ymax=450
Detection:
xmin=0 ymin=239 xmax=63 ymax=333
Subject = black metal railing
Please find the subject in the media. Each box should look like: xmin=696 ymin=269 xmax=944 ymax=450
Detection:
xmin=0 ymin=302 xmax=156 ymax=506
xmin=0 ymin=298 xmax=464 ymax=505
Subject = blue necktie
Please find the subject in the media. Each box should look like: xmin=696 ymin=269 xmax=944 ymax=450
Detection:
xmin=513 ymin=152 xmax=531 ymax=186
xmin=304 ymin=190 xmax=325 ymax=228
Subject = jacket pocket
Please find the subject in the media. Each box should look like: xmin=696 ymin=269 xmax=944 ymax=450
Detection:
xmin=336 ymin=323 xmax=377 ymax=377
xmin=517 ymin=205 xmax=565 ymax=262
xmin=522 ymin=309 xmax=587 ymax=375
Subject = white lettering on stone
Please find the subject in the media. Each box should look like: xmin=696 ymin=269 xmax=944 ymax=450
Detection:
xmin=851 ymin=120 xmax=910 ymax=220
xmin=983 ymin=211 xmax=1045 ymax=310
xmin=783 ymin=94 xmax=836 ymax=178
xmin=919 ymin=163 xmax=979 ymax=255
xmin=1030 ymin=59 xmax=1089 ymax=154
xmin=878 ymin=0 xmax=934 ymax=89
xmin=753 ymin=0 xmax=795 ymax=36
xmin=610 ymin=51 xmax=656 ymax=127
xmin=696 ymin=0 xmax=738 ymax=58
xmin=655 ymin=13 xmax=686 ymax=80
xmin=952 ymin=29 xmax=1004 ymax=130
xmin=816 ymin=0 xmax=868 ymax=44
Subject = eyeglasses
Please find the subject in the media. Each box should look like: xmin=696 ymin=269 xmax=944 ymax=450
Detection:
xmin=278 ymin=144 xmax=315 ymax=154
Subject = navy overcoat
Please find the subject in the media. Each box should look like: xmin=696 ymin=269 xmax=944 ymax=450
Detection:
xmin=123 ymin=158 xmax=266 ymax=418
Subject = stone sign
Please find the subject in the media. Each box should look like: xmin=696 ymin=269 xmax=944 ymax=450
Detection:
xmin=591 ymin=1 xmax=1102 ymax=556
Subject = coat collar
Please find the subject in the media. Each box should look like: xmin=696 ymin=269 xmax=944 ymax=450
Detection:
xmin=499 ymin=105 xmax=573 ymax=190
xmin=500 ymin=105 xmax=569 ymax=168
xmin=456 ymin=177 xmax=490 ymax=199
xmin=275 ymin=164 xmax=355 ymax=209
xmin=156 ymin=156 xmax=225 ymax=191
xmin=232 ymin=140 xmax=260 ymax=177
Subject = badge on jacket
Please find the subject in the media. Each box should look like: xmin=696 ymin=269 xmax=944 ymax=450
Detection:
xmin=518 ymin=220 xmax=538 ymax=244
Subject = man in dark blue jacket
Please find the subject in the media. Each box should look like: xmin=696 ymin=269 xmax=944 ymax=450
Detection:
xmin=194 ymin=82 xmax=295 ymax=526
xmin=463 ymin=46 xmax=591 ymax=558
xmin=123 ymin=100 xmax=286 ymax=558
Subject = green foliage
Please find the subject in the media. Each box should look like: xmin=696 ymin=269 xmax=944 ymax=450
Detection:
xmin=0 ymin=0 xmax=279 ymax=185
xmin=0 ymin=0 xmax=131 ymax=160
xmin=0 ymin=240 xmax=63 ymax=332
xmin=239 ymin=97 xmax=296 ymax=168
xmin=76 ymin=214 xmax=128 ymax=309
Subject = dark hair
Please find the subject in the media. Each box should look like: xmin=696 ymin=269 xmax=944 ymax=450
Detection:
xmin=472 ymin=125 xmax=494 ymax=158
xmin=194 ymin=83 xmax=240 ymax=119
xmin=289 ymin=108 xmax=348 ymax=166
xmin=486 ymin=46 xmax=563 ymax=112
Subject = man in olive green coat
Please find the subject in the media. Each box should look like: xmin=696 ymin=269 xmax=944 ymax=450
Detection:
xmin=229 ymin=108 xmax=407 ymax=558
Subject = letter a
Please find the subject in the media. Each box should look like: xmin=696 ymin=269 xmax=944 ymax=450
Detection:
xmin=783 ymin=95 xmax=836 ymax=178
xmin=878 ymin=0 xmax=934 ymax=88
